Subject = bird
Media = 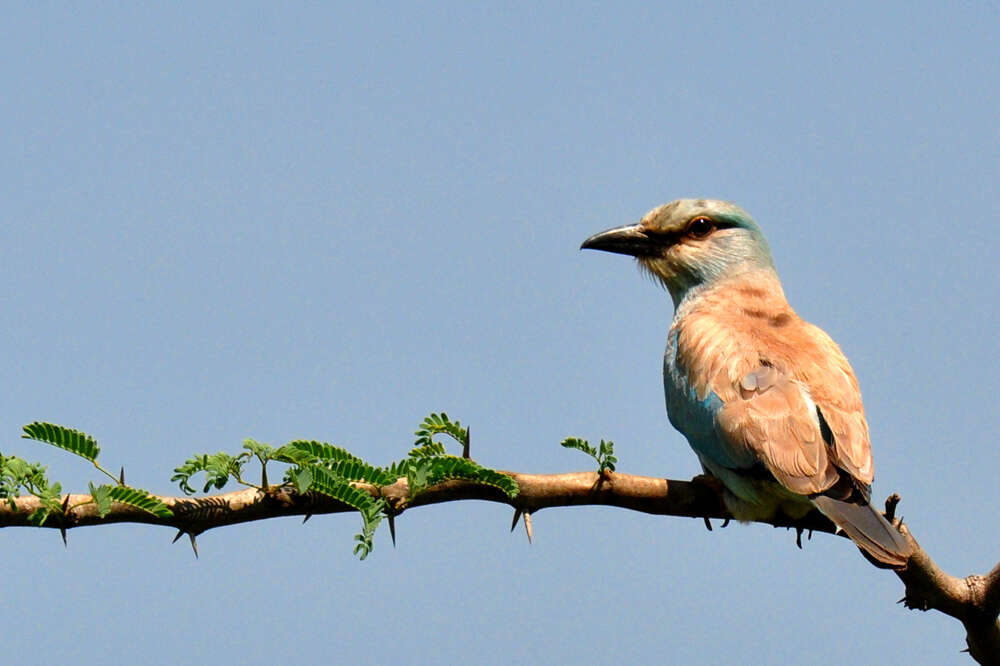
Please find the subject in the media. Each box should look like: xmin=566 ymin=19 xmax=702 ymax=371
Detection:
xmin=581 ymin=198 xmax=913 ymax=566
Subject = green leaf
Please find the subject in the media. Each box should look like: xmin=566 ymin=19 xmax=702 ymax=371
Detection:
xmin=22 ymin=422 xmax=100 ymax=462
xmin=278 ymin=441 xmax=396 ymax=488
xmin=381 ymin=459 xmax=410 ymax=479
xmin=414 ymin=412 xmax=468 ymax=450
xmin=561 ymin=436 xmax=616 ymax=474
xmin=171 ymin=452 xmax=247 ymax=495
xmin=275 ymin=440 xmax=366 ymax=466
xmin=106 ymin=486 xmax=173 ymax=518
xmin=90 ymin=482 xmax=113 ymax=517
xmin=288 ymin=466 xmax=313 ymax=494
xmin=303 ymin=465 xmax=378 ymax=513
xmin=598 ymin=439 xmax=617 ymax=472
xmin=295 ymin=464 xmax=386 ymax=561
xmin=1 ymin=453 xmax=55 ymax=508
xmin=353 ymin=497 xmax=386 ymax=561
xmin=561 ymin=437 xmax=597 ymax=457
xmin=420 ymin=456 xmax=518 ymax=499
xmin=408 ymin=441 xmax=447 ymax=458
xmin=27 ymin=481 xmax=63 ymax=526
xmin=322 ymin=459 xmax=397 ymax=486
xmin=405 ymin=458 xmax=432 ymax=495
xmin=242 ymin=438 xmax=274 ymax=459
xmin=28 ymin=506 xmax=52 ymax=526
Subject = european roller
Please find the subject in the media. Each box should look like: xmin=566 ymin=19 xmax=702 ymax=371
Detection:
xmin=581 ymin=199 xmax=912 ymax=566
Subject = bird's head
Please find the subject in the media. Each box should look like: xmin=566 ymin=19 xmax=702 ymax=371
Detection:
xmin=581 ymin=199 xmax=775 ymax=306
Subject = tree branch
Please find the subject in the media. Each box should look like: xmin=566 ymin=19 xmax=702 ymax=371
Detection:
xmin=2 ymin=470 xmax=997 ymax=664
xmin=896 ymin=545 xmax=1000 ymax=664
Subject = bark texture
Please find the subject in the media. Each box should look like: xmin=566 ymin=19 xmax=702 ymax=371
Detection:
xmin=1 ymin=471 xmax=996 ymax=664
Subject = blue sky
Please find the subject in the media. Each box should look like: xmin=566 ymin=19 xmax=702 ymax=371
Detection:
xmin=2 ymin=4 xmax=997 ymax=664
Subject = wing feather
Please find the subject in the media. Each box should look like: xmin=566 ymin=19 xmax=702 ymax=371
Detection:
xmin=716 ymin=368 xmax=839 ymax=495
xmin=675 ymin=284 xmax=874 ymax=494
xmin=797 ymin=323 xmax=874 ymax=483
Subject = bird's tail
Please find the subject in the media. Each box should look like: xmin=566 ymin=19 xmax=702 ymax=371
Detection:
xmin=811 ymin=495 xmax=913 ymax=567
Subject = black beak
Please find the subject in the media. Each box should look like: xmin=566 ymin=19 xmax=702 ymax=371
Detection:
xmin=580 ymin=223 xmax=662 ymax=257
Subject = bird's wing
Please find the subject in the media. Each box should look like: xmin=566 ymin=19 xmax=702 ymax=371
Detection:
xmin=793 ymin=322 xmax=873 ymax=485
xmin=706 ymin=349 xmax=910 ymax=565
xmin=714 ymin=365 xmax=841 ymax=495
xmin=676 ymin=312 xmax=873 ymax=495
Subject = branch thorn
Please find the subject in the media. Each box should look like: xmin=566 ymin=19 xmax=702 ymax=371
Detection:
xmin=172 ymin=529 xmax=200 ymax=558
xmin=388 ymin=513 xmax=396 ymax=547
xmin=523 ymin=511 xmax=533 ymax=544
xmin=885 ymin=493 xmax=900 ymax=523
xmin=703 ymin=517 xmax=713 ymax=531
xmin=510 ymin=508 xmax=522 ymax=533
xmin=58 ymin=495 xmax=70 ymax=546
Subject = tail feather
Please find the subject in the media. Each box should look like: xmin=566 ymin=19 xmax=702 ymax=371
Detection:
xmin=812 ymin=495 xmax=913 ymax=567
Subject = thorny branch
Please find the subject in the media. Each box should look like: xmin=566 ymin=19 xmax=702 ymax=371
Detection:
xmin=1 ymin=471 xmax=997 ymax=664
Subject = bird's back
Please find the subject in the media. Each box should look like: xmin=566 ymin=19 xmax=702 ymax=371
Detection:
xmin=664 ymin=268 xmax=874 ymax=511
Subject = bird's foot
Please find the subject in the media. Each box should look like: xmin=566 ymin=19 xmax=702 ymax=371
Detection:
xmin=692 ymin=473 xmax=725 ymax=494
xmin=692 ymin=474 xmax=730 ymax=530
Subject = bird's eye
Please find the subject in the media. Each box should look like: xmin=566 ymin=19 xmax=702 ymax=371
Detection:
xmin=687 ymin=217 xmax=714 ymax=238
